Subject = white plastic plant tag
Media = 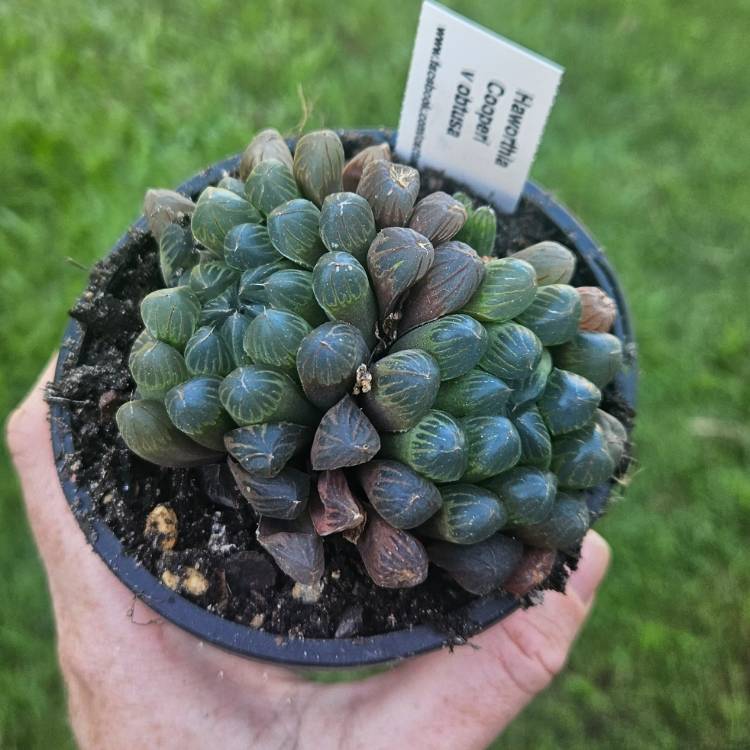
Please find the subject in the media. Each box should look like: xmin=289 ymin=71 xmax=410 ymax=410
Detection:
xmin=396 ymin=1 xmax=563 ymax=214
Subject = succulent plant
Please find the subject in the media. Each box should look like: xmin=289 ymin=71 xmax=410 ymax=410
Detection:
xmin=455 ymin=199 xmax=497 ymax=256
xmin=121 ymin=129 xmax=628 ymax=597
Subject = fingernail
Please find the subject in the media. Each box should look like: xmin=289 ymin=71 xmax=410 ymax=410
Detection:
xmin=568 ymin=531 xmax=611 ymax=606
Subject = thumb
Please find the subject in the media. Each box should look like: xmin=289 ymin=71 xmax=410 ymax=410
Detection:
xmin=351 ymin=531 xmax=611 ymax=750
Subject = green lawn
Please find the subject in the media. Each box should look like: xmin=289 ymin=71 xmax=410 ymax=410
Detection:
xmin=1 ymin=0 xmax=748 ymax=747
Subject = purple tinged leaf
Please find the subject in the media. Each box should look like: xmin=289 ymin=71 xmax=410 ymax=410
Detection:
xmin=503 ymin=547 xmax=557 ymax=597
xmin=357 ymin=160 xmax=420 ymax=228
xmin=366 ymin=227 xmax=434 ymax=323
xmin=357 ymin=514 xmax=428 ymax=588
xmin=311 ymin=395 xmax=381 ymax=470
xmin=310 ymin=470 xmax=367 ymax=536
xmin=399 ymin=241 xmax=485 ymax=332
xmin=407 ymin=191 xmax=468 ymax=245
xmin=342 ymin=143 xmax=392 ymax=192
xmin=256 ymin=514 xmax=324 ymax=585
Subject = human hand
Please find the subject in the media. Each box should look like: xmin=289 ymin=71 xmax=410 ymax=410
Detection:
xmin=7 ymin=358 xmax=610 ymax=750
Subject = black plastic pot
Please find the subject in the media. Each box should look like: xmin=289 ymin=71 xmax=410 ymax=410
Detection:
xmin=51 ymin=128 xmax=637 ymax=668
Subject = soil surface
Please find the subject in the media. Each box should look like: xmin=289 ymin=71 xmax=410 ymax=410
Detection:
xmin=50 ymin=139 xmax=634 ymax=642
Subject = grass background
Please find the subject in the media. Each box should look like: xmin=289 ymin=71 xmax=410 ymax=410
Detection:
xmin=1 ymin=0 xmax=748 ymax=747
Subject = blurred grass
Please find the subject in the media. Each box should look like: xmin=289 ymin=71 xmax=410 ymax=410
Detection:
xmin=1 ymin=0 xmax=748 ymax=747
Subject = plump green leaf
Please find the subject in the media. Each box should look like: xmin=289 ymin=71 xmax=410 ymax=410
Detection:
xmin=188 ymin=262 xmax=239 ymax=304
xmin=515 ymin=493 xmax=590 ymax=550
xmin=552 ymin=331 xmax=623 ymax=388
xmin=515 ymin=284 xmax=582 ymax=345
xmin=311 ymin=394 xmax=381 ymax=470
xmin=452 ymin=191 xmax=474 ymax=215
xmin=183 ymin=326 xmax=234 ymax=377
xmin=357 ymin=160 xmax=420 ymax=228
xmin=217 ymin=175 xmax=246 ymax=196
xmin=293 ymin=129 xmax=345 ymax=207
xmin=267 ymin=198 xmax=325 ymax=269
xmin=223 ymin=223 xmax=280 ymax=271
xmin=460 ymin=415 xmax=522 ymax=482
xmin=366 ymin=227 xmax=434 ymax=322
xmin=483 ymin=466 xmax=557 ymax=526
xmin=462 ymin=257 xmax=537 ymax=322
xmin=537 ymin=368 xmax=601 ymax=435
xmin=399 ymin=241 xmax=485 ymax=331
xmin=511 ymin=241 xmax=576 ymax=285
xmin=191 ymin=186 xmax=261 ymax=255
xmin=296 ymin=322 xmax=370 ymax=410
xmin=116 ymin=400 xmax=223 ymax=467
xmin=312 ymin=251 xmax=378 ymax=347
xmin=319 ymin=192 xmax=376 ymax=263
xmin=256 ymin=515 xmax=324 ymax=585
xmin=128 ymin=338 xmax=188 ymax=399
xmin=551 ymin=424 xmax=615 ymax=489
xmin=229 ymin=459 xmax=310 ymax=520
xmin=164 ymin=376 xmax=235 ymax=451
xmin=390 ymin=314 xmax=488 ymax=381
xmin=408 ymin=191 xmax=468 ymax=245
xmin=244 ymin=158 xmax=301 ymax=216
xmin=159 ymin=222 xmax=198 ymax=287
xmin=434 ymin=368 xmax=511 ymax=417
xmin=455 ymin=204 xmax=497 ymax=255
xmin=427 ymin=534 xmax=523 ymax=595
xmin=224 ymin=423 xmax=312 ymax=477
xmin=140 ymin=286 xmax=201 ymax=350
xmin=243 ymin=309 xmax=312 ymax=374
xmin=361 ymin=349 xmax=440 ymax=432
xmin=263 ymin=268 xmax=327 ymax=326
xmin=480 ymin=322 xmax=543 ymax=384
xmin=357 ymin=514 xmax=428 ymax=588
xmin=419 ymin=484 xmax=506 ymax=545
xmin=507 ymin=349 xmax=552 ymax=410
xmin=220 ymin=311 xmax=254 ymax=368
xmin=238 ymin=258 xmax=295 ymax=305
xmin=219 ymin=365 xmax=319 ymax=426
xmin=595 ymin=408 xmax=628 ymax=466
xmin=357 ymin=459 xmax=442 ymax=529
xmin=199 ymin=284 xmax=239 ymax=326
xmin=379 ymin=409 xmax=467 ymax=482
xmin=511 ymin=406 xmax=552 ymax=469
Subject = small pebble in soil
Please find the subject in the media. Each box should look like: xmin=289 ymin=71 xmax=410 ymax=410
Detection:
xmin=334 ymin=605 xmax=364 ymax=638
xmin=250 ymin=613 xmax=265 ymax=629
xmin=182 ymin=566 xmax=210 ymax=597
xmin=291 ymin=580 xmax=325 ymax=604
xmin=224 ymin=552 xmax=277 ymax=595
xmin=161 ymin=570 xmax=180 ymax=591
xmin=144 ymin=504 xmax=178 ymax=551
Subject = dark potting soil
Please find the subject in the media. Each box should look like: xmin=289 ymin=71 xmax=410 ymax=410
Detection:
xmin=49 ymin=145 xmax=634 ymax=643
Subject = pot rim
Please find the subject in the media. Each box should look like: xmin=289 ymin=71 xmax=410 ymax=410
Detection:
xmin=50 ymin=128 xmax=637 ymax=668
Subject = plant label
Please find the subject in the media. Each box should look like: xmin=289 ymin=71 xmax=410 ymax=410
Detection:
xmin=396 ymin=1 xmax=563 ymax=213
